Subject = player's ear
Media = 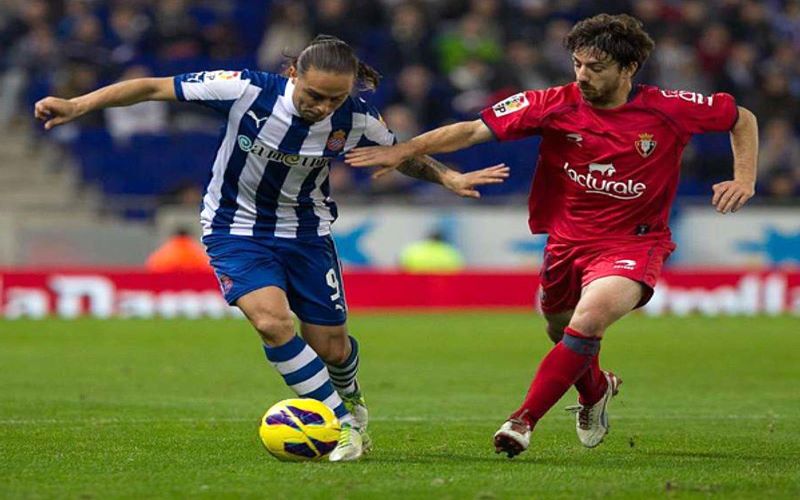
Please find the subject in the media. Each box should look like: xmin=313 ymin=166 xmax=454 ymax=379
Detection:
xmin=287 ymin=65 xmax=298 ymax=82
xmin=622 ymin=62 xmax=638 ymax=79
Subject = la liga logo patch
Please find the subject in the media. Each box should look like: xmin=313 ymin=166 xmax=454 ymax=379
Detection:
xmin=493 ymin=93 xmax=529 ymax=117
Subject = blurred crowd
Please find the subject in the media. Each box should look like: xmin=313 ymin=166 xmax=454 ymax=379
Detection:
xmin=1 ymin=0 xmax=799 ymax=203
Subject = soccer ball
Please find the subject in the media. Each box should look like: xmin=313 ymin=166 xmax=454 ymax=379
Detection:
xmin=259 ymin=398 xmax=341 ymax=461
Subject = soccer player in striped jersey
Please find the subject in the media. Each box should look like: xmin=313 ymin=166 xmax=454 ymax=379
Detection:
xmin=35 ymin=35 xmax=509 ymax=461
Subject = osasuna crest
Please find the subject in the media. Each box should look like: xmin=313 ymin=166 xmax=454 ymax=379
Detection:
xmin=326 ymin=129 xmax=347 ymax=152
xmin=493 ymin=92 xmax=529 ymax=117
xmin=635 ymin=133 xmax=657 ymax=157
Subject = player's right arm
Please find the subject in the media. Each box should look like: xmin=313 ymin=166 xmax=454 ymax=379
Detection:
xmin=34 ymin=78 xmax=176 ymax=130
xmin=345 ymin=119 xmax=494 ymax=173
xmin=346 ymin=89 xmax=548 ymax=174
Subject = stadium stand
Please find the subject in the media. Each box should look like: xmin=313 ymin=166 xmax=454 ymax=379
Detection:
xmin=1 ymin=0 xmax=798 ymax=219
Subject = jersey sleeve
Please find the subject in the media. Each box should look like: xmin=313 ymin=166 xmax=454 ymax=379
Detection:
xmin=479 ymin=89 xmax=554 ymax=141
xmin=173 ymin=70 xmax=253 ymax=114
xmin=655 ymin=89 xmax=739 ymax=135
xmin=359 ymin=103 xmax=397 ymax=146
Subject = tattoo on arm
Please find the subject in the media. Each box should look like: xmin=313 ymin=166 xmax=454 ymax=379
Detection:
xmin=395 ymin=156 xmax=452 ymax=185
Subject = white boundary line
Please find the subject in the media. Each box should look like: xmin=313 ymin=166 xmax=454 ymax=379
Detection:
xmin=0 ymin=414 xmax=789 ymax=426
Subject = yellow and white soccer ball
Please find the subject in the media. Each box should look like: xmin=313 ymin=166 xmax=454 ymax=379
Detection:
xmin=259 ymin=398 xmax=341 ymax=461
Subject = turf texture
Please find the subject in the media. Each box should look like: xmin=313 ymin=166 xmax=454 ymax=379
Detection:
xmin=1 ymin=313 xmax=798 ymax=499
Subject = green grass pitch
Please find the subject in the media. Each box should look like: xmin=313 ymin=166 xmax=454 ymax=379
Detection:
xmin=1 ymin=313 xmax=798 ymax=499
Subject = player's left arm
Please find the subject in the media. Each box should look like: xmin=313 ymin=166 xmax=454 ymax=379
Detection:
xmin=395 ymin=156 xmax=509 ymax=199
xmin=712 ymin=106 xmax=758 ymax=214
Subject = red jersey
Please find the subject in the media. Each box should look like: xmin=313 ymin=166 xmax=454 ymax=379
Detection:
xmin=480 ymin=83 xmax=738 ymax=243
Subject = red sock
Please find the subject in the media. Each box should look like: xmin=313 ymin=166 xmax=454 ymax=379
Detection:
xmin=511 ymin=328 xmax=601 ymax=428
xmin=574 ymin=352 xmax=608 ymax=405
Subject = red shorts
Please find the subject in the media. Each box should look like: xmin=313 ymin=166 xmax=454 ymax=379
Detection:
xmin=539 ymin=238 xmax=676 ymax=314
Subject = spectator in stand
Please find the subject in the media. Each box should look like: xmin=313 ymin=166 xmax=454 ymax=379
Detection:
xmin=375 ymin=0 xmax=436 ymax=76
xmin=753 ymin=70 xmax=799 ymax=126
xmin=107 ymin=4 xmax=152 ymax=67
xmin=763 ymin=42 xmax=800 ymax=97
xmin=652 ymin=34 xmax=709 ymax=93
xmin=695 ymin=23 xmax=731 ymax=78
xmin=148 ymin=0 xmax=204 ymax=61
xmin=104 ymin=66 xmax=169 ymax=145
xmin=539 ymin=19 xmax=574 ymax=84
xmin=388 ymin=64 xmax=452 ymax=128
xmin=257 ymin=2 xmax=311 ymax=71
xmin=501 ymin=39 xmax=550 ymax=92
xmin=758 ymin=118 xmax=800 ymax=198
xmin=435 ymin=12 xmax=502 ymax=74
xmin=61 ymin=14 xmax=113 ymax=75
xmin=719 ymin=41 xmax=759 ymax=103
xmin=145 ymin=227 xmax=211 ymax=272
xmin=0 ymin=0 xmax=52 ymax=130
xmin=310 ymin=0 xmax=358 ymax=49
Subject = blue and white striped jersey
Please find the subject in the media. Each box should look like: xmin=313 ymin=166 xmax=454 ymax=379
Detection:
xmin=174 ymin=69 xmax=396 ymax=238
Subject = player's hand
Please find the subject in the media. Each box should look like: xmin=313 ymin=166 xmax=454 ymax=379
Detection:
xmin=34 ymin=97 xmax=80 ymax=130
xmin=345 ymin=144 xmax=413 ymax=174
xmin=711 ymin=179 xmax=755 ymax=214
xmin=442 ymin=163 xmax=509 ymax=199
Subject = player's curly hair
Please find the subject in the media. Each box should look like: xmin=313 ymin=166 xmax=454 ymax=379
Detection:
xmin=563 ymin=14 xmax=655 ymax=75
xmin=284 ymin=35 xmax=382 ymax=91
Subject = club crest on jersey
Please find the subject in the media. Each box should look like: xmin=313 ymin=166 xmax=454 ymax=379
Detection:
xmin=217 ymin=274 xmax=234 ymax=295
xmin=493 ymin=93 xmax=529 ymax=117
xmin=635 ymin=133 xmax=657 ymax=158
xmin=326 ymin=129 xmax=347 ymax=152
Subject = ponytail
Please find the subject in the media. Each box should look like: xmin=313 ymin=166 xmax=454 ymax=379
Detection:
xmin=284 ymin=35 xmax=382 ymax=91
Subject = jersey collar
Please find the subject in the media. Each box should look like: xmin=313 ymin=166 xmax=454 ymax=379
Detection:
xmin=282 ymin=78 xmax=301 ymax=117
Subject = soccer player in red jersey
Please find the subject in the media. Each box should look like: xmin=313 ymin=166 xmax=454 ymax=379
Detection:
xmin=346 ymin=13 xmax=758 ymax=457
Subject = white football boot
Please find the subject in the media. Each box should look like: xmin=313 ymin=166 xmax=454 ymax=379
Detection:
xmin=342 ymin=389 xmax=371 ymax=451
xmin=329 ymin=423 xmax=363 ymax=462
xmin=566 ymin=371 xmax=622 ymax=448
xmin=493 ymin=417 xmax=531 ymax=458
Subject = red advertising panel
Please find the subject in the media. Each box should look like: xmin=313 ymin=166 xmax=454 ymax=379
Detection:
xmin=0 ymin=268 xmax=798 ymax=318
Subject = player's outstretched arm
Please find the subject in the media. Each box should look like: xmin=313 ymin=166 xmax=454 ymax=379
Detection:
xmin=712 ymin=106 xmax=758 ymax=214
xmin=34 ymin=77 xmax=176 ymax=130
xmin=345 ymin=119 xmax=494 ymax=174
xmin=395 ymin=156 xmax=509 ymax=199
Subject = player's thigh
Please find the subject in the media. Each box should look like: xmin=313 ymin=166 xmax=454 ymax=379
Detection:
xmin=236 ymin=286 xmax=296 ymax=345
xmin=539 ymin=243 xmax=583 ymax=316
xmin=300 ymin=322 xmax=350 ymax=365
xmin=280 ymin=235 xmax=348 ymax=327
xmin=203 ymin=234 xmax=293 ymax=344
xmin=543 ymin=309 xmax=574 ymax=343
xmin=569 ymin=276 xmax=644 ymax=337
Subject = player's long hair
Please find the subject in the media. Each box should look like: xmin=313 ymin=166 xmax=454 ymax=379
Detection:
xmin=564 ymin=14 xmax=655 ymax=75
xmin=284 ymin=35 xmax=382 ymax=91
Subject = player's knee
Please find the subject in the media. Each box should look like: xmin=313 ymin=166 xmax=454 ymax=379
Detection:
xmin=323 ymin=341 xmax=350 ymax=365
xmin=317 ymin=332 xmax=350 ymax=365
xmin=567 ymin=310 xmax=606 ymax=338
xmin=251 ymin=313 xmax=294 ymax=344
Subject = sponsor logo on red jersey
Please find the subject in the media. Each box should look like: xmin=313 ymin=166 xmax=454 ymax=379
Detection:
xmin=562 ymin=162 xmax=647 ymax=200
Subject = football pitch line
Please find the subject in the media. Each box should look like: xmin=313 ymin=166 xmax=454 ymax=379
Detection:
xmin=0 ymin=414 xmax=789 ymax=426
